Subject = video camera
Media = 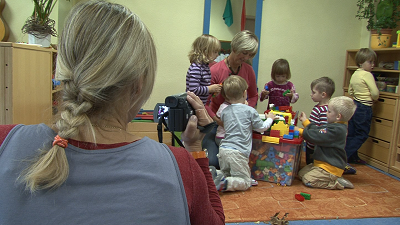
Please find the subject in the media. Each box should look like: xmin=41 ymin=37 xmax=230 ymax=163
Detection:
xmin=164 ymin=93 xmax=194 ymax=132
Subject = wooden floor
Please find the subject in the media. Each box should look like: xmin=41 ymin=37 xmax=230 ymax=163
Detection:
xmin=219 ymin=164 xmax=400 ymax=223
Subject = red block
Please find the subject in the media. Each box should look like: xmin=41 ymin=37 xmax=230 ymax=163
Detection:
xmin=270 ymin=130 xmax=280 ymax=137
xmin=295 ymin=194 xmax=304 ymax=201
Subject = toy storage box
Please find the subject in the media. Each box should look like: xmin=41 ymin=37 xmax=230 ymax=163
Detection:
xmin=249 ymin=133 xmax=303 ymax=186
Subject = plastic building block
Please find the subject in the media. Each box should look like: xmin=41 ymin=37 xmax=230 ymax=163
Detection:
xmin=270 ymin=129 xmax=280 ymax=137
xmin=300 ymin=192 xmax=311 ymax=200
xmin=271 ymin=121 xmax=289 ymax=137
xmin=283 ymin=89 xmax=291 ymax=96
xmin=265 ymin=85 xmax=269 ymax=91
xmin=283 ymin=134 xmax=293 ymax=140
xmin=262 ymin=136 xmax=280 ymax=144
xmin=278 ymin=106 xmax=292 ymax=112
xmin=294 ymin=130 xmax=300 ymax=138
xmin=295 ymin=194 xmax=304 ymax=201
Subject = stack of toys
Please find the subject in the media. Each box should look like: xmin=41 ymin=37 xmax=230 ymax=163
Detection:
xmin=265 ymin=105 xmax=298 ymax=126
xmin=250 ymin=111 xmax=303 ymax=186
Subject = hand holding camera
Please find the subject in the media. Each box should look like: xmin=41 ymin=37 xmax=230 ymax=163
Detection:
xmin=181 ymin=92 xmax=213 ymax=152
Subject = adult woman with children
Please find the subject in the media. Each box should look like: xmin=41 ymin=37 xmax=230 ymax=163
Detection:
xmin=204 ymin=30 xmax=259 ymax=168
xmin=0 ymin=1 xmax=224 ymax=225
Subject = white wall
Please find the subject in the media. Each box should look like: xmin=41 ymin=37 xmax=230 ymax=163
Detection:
xmin=256 ymin=0 xmax=367 ymax=115
xmin=122 ymin=0 xmax=205 ymax=109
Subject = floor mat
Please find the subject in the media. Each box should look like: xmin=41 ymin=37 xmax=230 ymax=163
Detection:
xmin=219 ymin=164 xmax=400 ymax=223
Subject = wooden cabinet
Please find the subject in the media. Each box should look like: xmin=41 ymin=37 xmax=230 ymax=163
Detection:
xmin=0 ymin=43 xmax=56 ymax=125
xmin=343 ymin=48 xmax=400 ymax=177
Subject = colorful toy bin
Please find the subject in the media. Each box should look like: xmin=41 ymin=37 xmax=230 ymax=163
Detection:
xmin=250 ymin=132 xmax=303 ymax=186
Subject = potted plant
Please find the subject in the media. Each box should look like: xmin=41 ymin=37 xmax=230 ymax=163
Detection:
xmin=356 ymin=0 xmax=400 ymax=48
xmin=21 ymin=0 xmax=67 ymax=47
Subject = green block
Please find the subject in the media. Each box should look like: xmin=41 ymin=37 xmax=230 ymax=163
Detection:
xmin=300 ymin=192 xmax=311 ymax=200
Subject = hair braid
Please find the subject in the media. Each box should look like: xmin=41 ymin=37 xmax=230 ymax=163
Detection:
xmin=21 ymin=80 xmax=93 ymax=192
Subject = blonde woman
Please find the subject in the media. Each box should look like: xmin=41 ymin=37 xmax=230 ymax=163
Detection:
xmin=205 ymin=30 xmax=259 ymax=168
xmin=0 ymin=1 xmax=224 ymax=224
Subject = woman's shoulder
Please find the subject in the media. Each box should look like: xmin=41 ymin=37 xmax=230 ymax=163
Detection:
xmin=0 ymin=124 xmax=18 ymax=146
xmin=168 ymin=146 xmax=192 ymax=163
xmin=0 ymin=124 xmax=53 ymax=145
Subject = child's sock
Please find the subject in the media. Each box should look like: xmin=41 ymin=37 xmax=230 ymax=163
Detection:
xmin=337 ymin=177 xmax=354 ymax=189
xmin=216 ymin=178 xmax=227 ymax=191
xmin=213 ymin=170 xmax=224 ymax=186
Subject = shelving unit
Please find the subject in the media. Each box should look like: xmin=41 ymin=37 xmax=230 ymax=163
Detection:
xmin=343 ymin=48 xmax=400 ymax=178
xmin=0 ymin=42 xmax=57 ymax=125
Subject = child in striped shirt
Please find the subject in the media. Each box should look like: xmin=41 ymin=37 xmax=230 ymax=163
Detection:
xmin=186 ymin=34 xmax=222 ymax=105
xmin=306 ymin=77 xmax=335 ymax=165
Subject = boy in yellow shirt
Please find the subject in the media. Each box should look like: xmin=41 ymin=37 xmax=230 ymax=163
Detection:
xmin=345 ymin=48 xmax=379 ymax=169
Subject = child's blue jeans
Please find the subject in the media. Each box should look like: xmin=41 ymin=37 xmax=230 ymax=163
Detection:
xmin=345 ymin=100 xmax=373 ymax=161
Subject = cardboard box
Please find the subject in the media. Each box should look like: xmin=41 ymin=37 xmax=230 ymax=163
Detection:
xmin=127 ymin=122 xmax=172 ymax=146
xmin=249 ymin=133 xmax=303 ymax=186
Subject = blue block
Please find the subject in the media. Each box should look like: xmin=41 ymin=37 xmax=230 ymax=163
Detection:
xmin=283 ymin=134 xmax=293 ymax=140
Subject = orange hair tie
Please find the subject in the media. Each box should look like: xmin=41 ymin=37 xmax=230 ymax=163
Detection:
xmin=53 ymin=135 xmax=68 ymax=148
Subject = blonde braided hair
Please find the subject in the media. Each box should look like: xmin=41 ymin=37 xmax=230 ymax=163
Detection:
xmin=20 ymin=0 xmax=157 ymax=192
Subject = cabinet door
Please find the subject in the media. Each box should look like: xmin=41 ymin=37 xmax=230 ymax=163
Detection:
xmin=369 ymin=118 xmax=393 ymax=142
xmin=372 ymin=97 xmax=396 ymax=120
xmin=359 ymin=137 xmax=390 ymax=164
xmin=9 ymin=48 xmax=52 ymax=125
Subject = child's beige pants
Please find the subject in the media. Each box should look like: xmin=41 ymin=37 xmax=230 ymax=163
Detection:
xmin=298 ymin=163 xmax=344 ymax=190
xmin=218 ymin=148 xmax=251 ymax=191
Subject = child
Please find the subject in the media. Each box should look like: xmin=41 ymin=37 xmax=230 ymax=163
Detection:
xmin=214 ymin=75 xmax=277 ymax=192
xmin=215 ymin=99 xmax=249 ymax=146
xmin=260 ymin=58 xmax=299 ymax=108
xmin=305 ymin=77 xmax=335 ymax=165
xmin=345 ymin=48 xmax=379 ymax=168
xmin=214 ymin=100 xmax=230 ymax=146
xmin=186 ymin=34 xmax=222 ymax=105
xmin=297 ymin=96 xmax=357 ymax=190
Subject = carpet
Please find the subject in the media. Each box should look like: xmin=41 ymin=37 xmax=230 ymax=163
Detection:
xmin=219 ymin=161 xmax=400 ymax=223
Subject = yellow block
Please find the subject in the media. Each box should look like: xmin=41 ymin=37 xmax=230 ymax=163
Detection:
xmin=262 ymin=136 xmax=280 ymax=144
xmin=271 ymin=121 xmax=289 ymax=136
